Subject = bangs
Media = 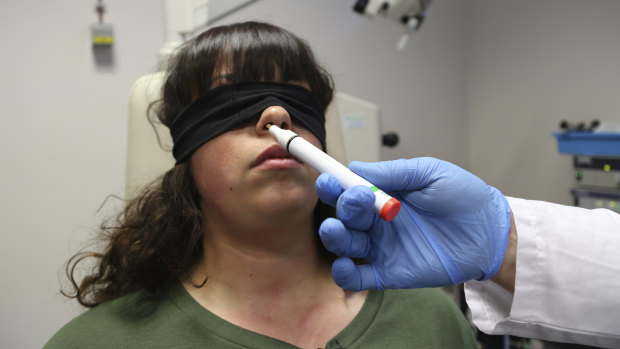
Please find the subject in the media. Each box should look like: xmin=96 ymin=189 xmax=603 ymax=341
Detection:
xmin=159 ymin=22 xmax=333 ymax=127
xmin=219 ymin=24 xmax=313 ymax=85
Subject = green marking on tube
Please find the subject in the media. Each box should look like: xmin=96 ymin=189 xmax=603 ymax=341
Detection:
xmin=370 ymin=186 xmax=380 ymax=192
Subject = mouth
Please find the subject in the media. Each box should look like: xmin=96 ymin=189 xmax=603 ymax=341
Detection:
xmin=250 ymin=144 xmax=302 ymax=168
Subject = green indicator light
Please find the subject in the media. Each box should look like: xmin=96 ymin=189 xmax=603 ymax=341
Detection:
xmin=370 ymin=186 xmax=380 ymax=192
xmin=575 ymin=170 xmax=582 ymax=180
xmin=604 ymin=164 xmax=611 ymax=172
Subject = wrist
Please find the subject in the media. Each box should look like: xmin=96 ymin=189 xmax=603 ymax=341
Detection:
xmin=490 ymin=211 xmax=517 ymax=293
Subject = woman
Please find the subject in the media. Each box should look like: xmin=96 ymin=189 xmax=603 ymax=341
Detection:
xmin=45 ymin=22 xmax=477 ymax=348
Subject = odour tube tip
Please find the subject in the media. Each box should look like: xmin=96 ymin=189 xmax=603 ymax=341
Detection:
xmin=264 ymin=123 xmax=273 ymax=130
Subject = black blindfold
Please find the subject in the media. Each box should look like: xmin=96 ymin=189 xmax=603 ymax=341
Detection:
xmin=170 ymin=82 xmax=326 ymax=163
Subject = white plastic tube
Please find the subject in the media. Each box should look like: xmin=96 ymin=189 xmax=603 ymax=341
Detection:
xmin=268 ymin=124 xmax=400 ymax=221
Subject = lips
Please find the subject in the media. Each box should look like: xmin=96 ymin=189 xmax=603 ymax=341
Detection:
xmin=251 ymin=144 xmax=301 ymax=168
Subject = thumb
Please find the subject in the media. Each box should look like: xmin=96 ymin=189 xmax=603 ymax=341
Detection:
xmin=315 ymin=173 xmax=343 ymax=207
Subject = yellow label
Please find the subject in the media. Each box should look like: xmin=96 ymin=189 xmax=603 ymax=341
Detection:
xmin=93 ymin=36 xmax=114 ymax=44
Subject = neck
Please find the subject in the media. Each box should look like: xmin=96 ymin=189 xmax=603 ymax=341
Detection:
xmin=187 ymin=213 xmax=331 ymax=305
xmin=182 ymin=210 xmax=368 ymax=348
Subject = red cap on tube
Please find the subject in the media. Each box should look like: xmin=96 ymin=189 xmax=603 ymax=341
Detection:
xmin=379 ymin=198 xmax=401 ymax=221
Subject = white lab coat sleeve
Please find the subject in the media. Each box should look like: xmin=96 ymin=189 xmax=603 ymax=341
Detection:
xmin=464 ymin=197 xmax=620 ymax=348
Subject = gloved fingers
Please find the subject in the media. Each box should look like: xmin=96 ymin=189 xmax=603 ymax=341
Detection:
xmin=319 ymin=218 xmax=371 ymax=258
xmin=336 ymin=186 xmax=376 ymax=231
xmin=315 ymin=173 xmax=343 ymax=207
xmin=331 ymin=257 xmax=378 ymax=291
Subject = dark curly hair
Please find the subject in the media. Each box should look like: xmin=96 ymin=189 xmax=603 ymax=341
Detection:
xmin=63 ymin=22 xmax=336 ymax=307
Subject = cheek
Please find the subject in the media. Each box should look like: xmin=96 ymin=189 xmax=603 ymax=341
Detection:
xmin=191 ymin=144 xmax=240 ymax=202
xmin=194 ymin=161 xmax=225 ymax=195
xmin=292 ymin=128 xmax=323 ymax=186
xmin=295 ymin=128 xmax=323 ymax=150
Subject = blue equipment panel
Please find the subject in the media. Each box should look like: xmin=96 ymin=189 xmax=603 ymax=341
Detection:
xmin=553 ymin=132 xmax=620 ymax=156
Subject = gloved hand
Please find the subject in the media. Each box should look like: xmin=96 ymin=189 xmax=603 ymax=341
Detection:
xmin=315 ymin=157 xmax=511 ymax=291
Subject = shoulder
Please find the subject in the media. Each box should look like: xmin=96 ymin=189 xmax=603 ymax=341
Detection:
xmin=336 ymin=288 xmax=476 ymax=348
xmin=43 ymin=290 xmax=176 ymax=349
xmin=380 ymin=287 xmax=464 ymax=322
xmin=375 ymin=288 xmax=477 ymax=346
xmin=382 ymin=287 xmax=458 ymax=309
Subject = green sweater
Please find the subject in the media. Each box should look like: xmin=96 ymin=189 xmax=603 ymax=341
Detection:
xmin=45 ymin=282 xmax=477 ymax=348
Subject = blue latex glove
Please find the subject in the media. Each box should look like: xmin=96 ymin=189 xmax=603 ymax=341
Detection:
xmin=315 ymin=157 xmax=511 ymax=291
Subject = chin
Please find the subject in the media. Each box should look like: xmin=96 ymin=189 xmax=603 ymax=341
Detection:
xmin=258 ymin=192 xmax=317 ymax=216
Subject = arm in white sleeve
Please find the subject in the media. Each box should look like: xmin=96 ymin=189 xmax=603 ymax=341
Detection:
xmin=464 ymin=197 xmax=620 ymax=348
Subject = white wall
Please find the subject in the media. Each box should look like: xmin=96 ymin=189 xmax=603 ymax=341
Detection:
xmin=0 ymin=1 xmax=163 ymax=348
xmin=467 ymin=0 xmax=620 ymax=204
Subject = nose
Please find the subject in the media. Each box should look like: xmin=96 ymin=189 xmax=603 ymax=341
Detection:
xmin=256 ymin=105 xmax=293 ymax=135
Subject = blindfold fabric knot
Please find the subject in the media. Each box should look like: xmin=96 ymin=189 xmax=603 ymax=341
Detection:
xmin=170 ymin=82 xmax=326 ymax=163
